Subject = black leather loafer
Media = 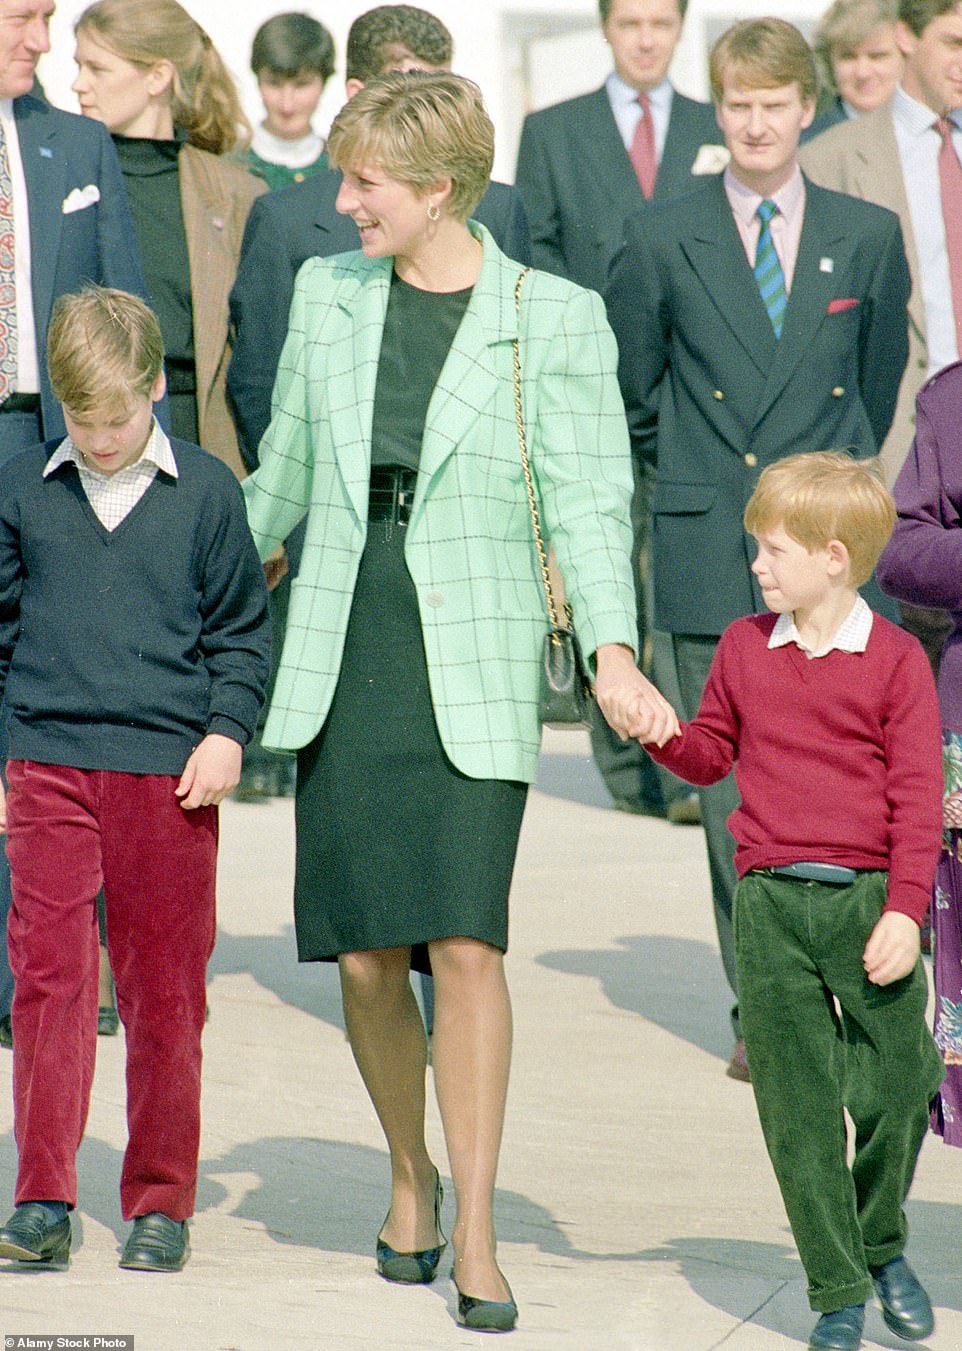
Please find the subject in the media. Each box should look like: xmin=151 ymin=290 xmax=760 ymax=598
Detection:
xmin=376 ymin=1170 xmax=446 ymax=1284
xmin=453 ymin=1275 xmax=518 ymax=1333
xmin=808 ymin=1304 xmax=864 ymax=1350
xmin=870 ymin=1256 xmax=934 ymax=1340
xmin=97 ymin=1006 xmax=120 ymax=1036
xmin=119 ymin=1212 xmax=189 ymax=1271
xmin=0 ymin=1203 xmax=70 ymax=1266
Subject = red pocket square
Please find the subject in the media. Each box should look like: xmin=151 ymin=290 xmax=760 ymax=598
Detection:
xmin=827 ymin=297 xmax=859 ymax=314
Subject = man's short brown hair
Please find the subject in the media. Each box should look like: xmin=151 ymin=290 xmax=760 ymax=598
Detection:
xmin=899 ymin=0 xmax=962 ymax=38
xmin=709 ymin=17 xmax=818 ymax=105
xmin=598 ymin=0 xmax=688 ymax=20
xmin=48 ymin=287 xmax=164 ymax=417
xmin=345 ymin=5 xmax=452 ymax=83
xmin=743 ymin=452 xmax=895 ymax=587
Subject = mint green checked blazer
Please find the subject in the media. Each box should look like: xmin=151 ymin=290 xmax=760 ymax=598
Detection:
xmin=242 ymin=224 xmax=637 ymax=782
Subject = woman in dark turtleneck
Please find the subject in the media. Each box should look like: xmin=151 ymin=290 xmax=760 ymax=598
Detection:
xmin=72 ymin=0 xmax=264 ymax=479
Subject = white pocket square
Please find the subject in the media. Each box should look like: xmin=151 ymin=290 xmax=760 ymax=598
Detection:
xmin=691 ymin=144 xmax=731 ymax=175
xmin=62 ymin=184 xmax=100 ymax=214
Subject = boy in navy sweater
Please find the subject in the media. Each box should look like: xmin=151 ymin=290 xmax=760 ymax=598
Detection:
xmin=0 ymin=287 xmax=270 ymax=1273
xmin=640 ymin=453 xmax=944 ymax=1351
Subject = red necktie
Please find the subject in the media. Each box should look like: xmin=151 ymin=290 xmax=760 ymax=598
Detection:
xmin=629 ymin=94 xmax=657 ymax=200
xmin=0 ymin=124 xmax=16 ymax=403
xmin=937 ymin=117 xmax=962 ymax=350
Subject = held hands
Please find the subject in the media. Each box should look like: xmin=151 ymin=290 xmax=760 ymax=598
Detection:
xmin=263 ymin=546 xmax=289 ymax=593
xmin=593 ymin=643 xmax=680 ymax=748
xmin=863 ymin=910 xmax=920 ymax=986
xmin=176 ymin=733 xmax=243 ymax=810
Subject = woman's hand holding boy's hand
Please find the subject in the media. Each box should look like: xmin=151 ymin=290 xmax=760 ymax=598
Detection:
xmin=863 ymin=911 xmax=921 ymax=986
xmin=594 ymin=643 xmax=679 ymax=748
xmin=176 ymin=733 xmax=243 ymax=809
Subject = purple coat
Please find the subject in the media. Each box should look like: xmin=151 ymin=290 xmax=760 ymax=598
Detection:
xmin=877 ymin=360 xmax=962 ymax=728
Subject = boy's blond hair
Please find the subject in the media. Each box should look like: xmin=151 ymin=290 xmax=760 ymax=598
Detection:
xmin=48 ymin=287 xmax=164 ymax=417
xmin=743 ymin=452 xmax=895 ymax=587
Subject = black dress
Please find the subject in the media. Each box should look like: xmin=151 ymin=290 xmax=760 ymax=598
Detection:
xmin=293 ymin=273 xmax=528 ymax=974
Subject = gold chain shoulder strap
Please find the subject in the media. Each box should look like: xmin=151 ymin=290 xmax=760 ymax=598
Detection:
xmin=513 ymin=269 xmax=563 ymax=631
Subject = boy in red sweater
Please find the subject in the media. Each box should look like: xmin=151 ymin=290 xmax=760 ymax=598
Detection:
xmin=642 ymin=452 xmax=944 ymax=1351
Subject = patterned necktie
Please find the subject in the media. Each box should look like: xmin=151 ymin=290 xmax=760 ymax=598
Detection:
xmin=937 ymin=117 xmax=962 ymax=350
xmin=629 ymin=93 xmax=657 ymax=200
xmin=0 ymin=123 xmax=16 ymax=402
xmin=754 ymin=199 xmax=786 ymax=338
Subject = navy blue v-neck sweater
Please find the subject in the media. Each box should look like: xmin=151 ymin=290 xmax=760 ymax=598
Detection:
xmin=0 ymin=437 xmax=271 ymax=774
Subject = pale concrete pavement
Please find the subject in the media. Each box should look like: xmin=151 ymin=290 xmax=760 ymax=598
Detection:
xmin=0 ymin=729 xmax=959 ymax=1350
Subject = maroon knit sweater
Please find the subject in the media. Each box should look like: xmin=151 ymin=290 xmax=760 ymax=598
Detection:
xmin=647 ymin=612 xmax=943 ymax=924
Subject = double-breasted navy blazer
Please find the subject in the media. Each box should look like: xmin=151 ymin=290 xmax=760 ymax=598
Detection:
xmin=227 ymin=169 xmax=532 ymax=466
xmin=515 ymin=85 xmax=724 ymax=295
xmin=13 ymin=92 xmax=149 ymax=440
xmin=606 ymin=174 xmax=911 ymax=636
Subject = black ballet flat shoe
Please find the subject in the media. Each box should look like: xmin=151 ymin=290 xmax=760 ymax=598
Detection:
xmin=376 ymin=1169 xmax=446 ymax=1284
xmin=0 ymin=1203 xmax=71 ymax=1267
xmin=870 ymin=1256 xmax=935 ymax=1341
xmin=453 ymin=1274 xmax=518 ymax=1333
xmin=808 ymin=1304 xmax=865 ymax=1351
xmin=98 ymin=1006 xmax=120 ymax=1036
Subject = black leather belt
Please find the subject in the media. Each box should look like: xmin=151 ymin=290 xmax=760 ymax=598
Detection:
xmin=0 ymin=393 xmax=40 ymax=414
xmin=369 ymin=466 xmax=417 ymax=526
xmin=770 ymin=862 xmax=860 ymax=884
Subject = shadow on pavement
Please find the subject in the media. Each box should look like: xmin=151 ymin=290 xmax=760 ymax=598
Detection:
xmin=538 ymin=934 xmax=733 ymax=1062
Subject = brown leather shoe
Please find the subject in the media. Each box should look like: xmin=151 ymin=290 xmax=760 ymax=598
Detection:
xmin=726 ymin=1038 xmax=751 ymax=1082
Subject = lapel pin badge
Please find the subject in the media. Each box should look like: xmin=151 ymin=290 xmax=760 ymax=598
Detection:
xmin=39 ymin=146 xmax=52 ymax=158
xmin=819 ymin=257 xmax=834 ymax=273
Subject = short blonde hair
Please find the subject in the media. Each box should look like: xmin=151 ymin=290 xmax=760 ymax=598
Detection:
xmin=327 ymin=70 xmax=493 ymax=222
xmin=743 ymin=452 xmax=895 ymax=587
xmin=813 ymin=0 xmax=898 ymax=97
xmin=48 ymin=287 xmax=164 ymax=417
xmin=710 ymin=17 xmax=818 ymax=105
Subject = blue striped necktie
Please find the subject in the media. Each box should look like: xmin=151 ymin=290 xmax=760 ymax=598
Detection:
xmin=754 ymin=199 xmax=786 ymax=338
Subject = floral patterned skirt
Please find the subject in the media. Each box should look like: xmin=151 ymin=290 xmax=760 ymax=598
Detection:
xmin=932 ymin=730 xmax=962 ymax=1145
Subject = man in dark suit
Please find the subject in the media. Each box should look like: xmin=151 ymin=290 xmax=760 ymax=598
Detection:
xmin=228 ymin=3 xmax=531 ymax=464
xmin=606 ymin=17 xmax=910 ymax=1079
xmin=515 ymin=0 xmax=726 ymax=820
xmin=0 ymin=0 xmax=152 ymax=1050
xmin=515 ymin=0 xmax=727 ymax=298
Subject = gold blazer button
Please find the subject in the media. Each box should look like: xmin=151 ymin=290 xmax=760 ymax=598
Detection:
xmin=744 ymin=452 xmax=758 ymax=467
xmin=713 ymin=389 xmax=725 ymax=400
xmin=831 ymin=385 xmax=845 ymax=397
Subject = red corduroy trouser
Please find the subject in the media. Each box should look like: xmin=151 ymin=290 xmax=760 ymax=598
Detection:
xmin=5 ymin=760 xmax=217 ymax=1220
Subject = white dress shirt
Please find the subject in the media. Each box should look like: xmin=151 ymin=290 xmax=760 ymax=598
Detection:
xmin=891 ymin=82 xmax=962 ymax=375
xmin=606 ymin=72 xmax=673 ymax=164
xmin=44 ymin=420 xmax=177 ymax=529
xmin=769 ymin=594 xmax=873 ymax=659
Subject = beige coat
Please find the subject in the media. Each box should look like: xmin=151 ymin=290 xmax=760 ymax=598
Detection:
xmin=800 ymin=105 xmax=926 ymax=483
xmin=179 ymin=145 xmax=266 ymax=480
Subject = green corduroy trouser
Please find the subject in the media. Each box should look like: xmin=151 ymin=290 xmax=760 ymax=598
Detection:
xmin=735 ymin=869 xmax=944 ymax=1312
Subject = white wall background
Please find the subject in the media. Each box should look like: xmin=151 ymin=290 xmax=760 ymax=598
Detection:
xmin=38 ymin=0 xmax=827 ymax=182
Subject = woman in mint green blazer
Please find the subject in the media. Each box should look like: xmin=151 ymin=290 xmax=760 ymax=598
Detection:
xmin=243 ymin=72 xmax=676 ymax=1334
